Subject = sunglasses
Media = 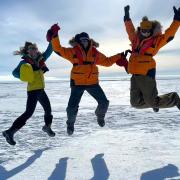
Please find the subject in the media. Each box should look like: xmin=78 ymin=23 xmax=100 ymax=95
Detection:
xmin=140 ymin=29 xmax=151 ymax=33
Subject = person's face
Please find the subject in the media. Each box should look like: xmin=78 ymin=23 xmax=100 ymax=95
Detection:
xmin=27 ymin=45 xmax=38 ymax=58
xmin=140 ymin=29 xmax=151 ymax=38
xmin=80 ymin=39 xmax=89 ymax=49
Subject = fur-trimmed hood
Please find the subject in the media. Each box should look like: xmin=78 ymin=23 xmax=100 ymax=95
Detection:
xmin=151 ymin=20 xmax=162 ymax=36
xmin=69 ymin=37 xmax=99 ymax=48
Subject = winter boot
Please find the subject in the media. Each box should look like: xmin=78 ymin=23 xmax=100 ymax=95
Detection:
xmin=95 ymin=101 xmax=109 ymax=127
xmin=2 ymin=129 xmax=17 ymax=146
xmin=169 ymin=92 xmax=180 ymax=110
xmin=66 ymin=107 xmax=78 ymax=135
xmin=97 ymin=116 xmax=105 ymax=127
xmin=153 ymin=107 xmax=159 ymax=112
xmin=67 ymin=123 xmax=74 ymax=135
xmin=42 ymin=124 xmax=55 ymax=137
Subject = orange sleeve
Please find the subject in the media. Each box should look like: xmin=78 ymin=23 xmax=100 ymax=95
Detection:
xmin=51 ymin=36 xmax=75 ymax=63
xmin=125 ymin=20 xmax=136 ymax=43
xmin=155 ymin=20 xmax=180 ymax=51
xmin=96 ymin=50 xmax=122 ymax=67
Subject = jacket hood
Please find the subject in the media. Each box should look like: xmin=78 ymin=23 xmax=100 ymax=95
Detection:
xmin=69 ymin=37 xmax=99 ymax=48
xmin=137 ymin=17 xmax=162 ymax=36
xmin=151 ymin=20 xmax=162 ymax=36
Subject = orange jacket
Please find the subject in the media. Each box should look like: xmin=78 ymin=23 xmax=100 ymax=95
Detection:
xmin=125 ymin=20 xmax=180 ymax=75
xmin=52 ymin=36 xmax=122 ymax=85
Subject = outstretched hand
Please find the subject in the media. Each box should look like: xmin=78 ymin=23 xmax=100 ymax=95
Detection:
xmin=173 ymin=6 xmax=180 ymax=21
xmin=124 ymin=5 xmax=130 ymax=13
xmin=116 ymin=51 xmax=130 ymax=74
xmin=46 ymin=23 xmax=60 ymax=42
xmin=124 ymin=5 xmax=130 ymax=21
xmin=51 ymin=23 xmax=60 ymax=34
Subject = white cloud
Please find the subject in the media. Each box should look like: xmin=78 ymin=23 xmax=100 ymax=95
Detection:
xmin=0 ymin=0 xmax=180 ymax=77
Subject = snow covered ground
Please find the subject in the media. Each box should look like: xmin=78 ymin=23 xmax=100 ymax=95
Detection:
xmin=0 ymin=76 xmax=180 ymax=180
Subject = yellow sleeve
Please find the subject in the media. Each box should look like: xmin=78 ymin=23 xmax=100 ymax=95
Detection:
xmin=51 ymin=36 xmax=75 ymax=63
xmin=96 ymin=50 xmax=122 ymax=67
xmin=155 ymin=20 xmax=180 ymax=51
xmin=125 ymin=20 xmax=136 ymax=43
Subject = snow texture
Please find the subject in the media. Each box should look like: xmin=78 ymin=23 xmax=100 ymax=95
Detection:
xmin=0 ymin=76 xmax=180 ymax=180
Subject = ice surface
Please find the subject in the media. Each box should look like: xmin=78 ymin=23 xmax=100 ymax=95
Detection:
xmin=0 ymin=77 xmax=180 ymax=180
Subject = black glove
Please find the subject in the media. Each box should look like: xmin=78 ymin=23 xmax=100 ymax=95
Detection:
xmin=116 ymin=50 xmax=132 ymax=74
xmin=173 ymin=6 xmax=180 ymax=21
xmin=124 ymin=5 xmax=130 ymax=21
xmin=124 ymin=49 xmax=132 ymax=57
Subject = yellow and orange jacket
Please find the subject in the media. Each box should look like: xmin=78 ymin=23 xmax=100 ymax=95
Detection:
xmin=51 ymin=36 xmax=122 ymax=85
xmin=125 ymin=19 xmax=180 ymax=75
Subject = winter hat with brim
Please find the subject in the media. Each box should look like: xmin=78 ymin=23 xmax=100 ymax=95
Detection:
xmin=140 ymin=16 xmax=153 ymax=30
xmin=75 ymin=32 xmax=90 ymax=43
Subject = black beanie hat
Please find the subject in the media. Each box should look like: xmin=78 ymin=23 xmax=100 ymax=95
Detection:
xmin=75 ymin=32 xmax=89 ymax=43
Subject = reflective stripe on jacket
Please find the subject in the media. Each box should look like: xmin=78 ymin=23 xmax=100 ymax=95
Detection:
xmin=52 ymin=36 xmax=121 ymax=85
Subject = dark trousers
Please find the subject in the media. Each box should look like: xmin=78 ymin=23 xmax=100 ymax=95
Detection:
xmin=66 ymin=84 xmax=109 ymax=125
xmin=130 ymin=75 xmax=180 ymax=109
xmin=10 ymin=89 xmax=52 ymax=130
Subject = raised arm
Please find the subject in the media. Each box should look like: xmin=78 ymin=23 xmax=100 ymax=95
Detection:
xmin=46 ymin=24 xmax=75 ymax=63
xmin=155 ymin=6 xmax=180 ymax=51
xmin=96 ymin=49 xmax=122 ymax=67
xmin=51 ymin=36 xmax=74 ymax=62
xmin=124 ymin=5 xmax=136 ymax=43
xmin=42 ymin=43 xmax=53 ymax=61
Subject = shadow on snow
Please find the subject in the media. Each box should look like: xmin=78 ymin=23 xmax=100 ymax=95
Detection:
xmin=140 ymin=164 xmax=180 ymax=180
xmin=48 ymin=157 xmax=68 ymax=180
xmin=0 ymin=148 xmax=49 ymax=180
xmin=90 ymin=153 xmax=110 ymax=180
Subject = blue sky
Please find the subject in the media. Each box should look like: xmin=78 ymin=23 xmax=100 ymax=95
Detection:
xmin=0 ymin=0 xmax=180 ymax=78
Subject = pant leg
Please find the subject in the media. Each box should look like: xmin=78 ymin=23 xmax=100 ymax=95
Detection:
xmin=135 ymin=75 xmax=179 ymax=109
xmin=136 ymin=75 xmax=159 ymax=108
xmin=37 ymin=90 xmax=53 ymax=126
xmin=130 ymin=75 xmax=148 ymax=108
xmin=158 ymin=92 xmax=180 ymax=108
xmin=10 ymin=90 xmax=38 ymax=130
xmin=66 ymin=86 xmax=85 ymax=125
xmin=86 ymin=84 xmax=109 ymax=118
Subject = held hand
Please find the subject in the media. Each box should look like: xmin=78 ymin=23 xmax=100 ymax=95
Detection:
xmin=124 ymin=5 xmax=130 ymax=21
xmin=46 ymin=23 xmax=60 ymax=42
xmin=173 ymin=6 xmax=180 ymax=21
xmin=51 ymin=23 xmax=60 ymax=37
xmin=116 ymin=52 xmax=129 ymax=73
xmin=124 ymin=49 xmax=132 ymax=56
xmin=46 ymin=29 xmax=53 ymax=42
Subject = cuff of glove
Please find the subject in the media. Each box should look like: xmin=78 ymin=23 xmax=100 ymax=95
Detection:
xmin=52 ymin=34 xmax=58 ymax=38
xmin=174 ymin=15 xmax=180 ymax=21
xmin=124 ymin=16 xmax=131 ymax=21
